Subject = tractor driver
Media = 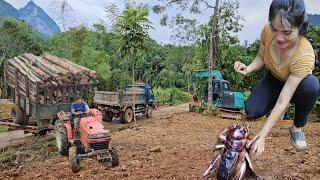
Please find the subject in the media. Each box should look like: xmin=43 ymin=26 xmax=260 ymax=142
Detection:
xmin=71 ymin=95 xmax=89 ymax=117
xmin=71 ymin=95 xmax=89 ymax=139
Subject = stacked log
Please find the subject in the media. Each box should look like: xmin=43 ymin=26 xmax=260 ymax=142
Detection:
xmin=4 ymin=53 xmax=98 ymax=105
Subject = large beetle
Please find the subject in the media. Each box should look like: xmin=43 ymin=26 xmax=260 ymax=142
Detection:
xmin=203 ymin=123 xmax=261 ymax=180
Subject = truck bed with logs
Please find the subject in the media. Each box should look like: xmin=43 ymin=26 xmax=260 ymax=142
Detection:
xmin=2 ymin=53 xmax=97 ymax=133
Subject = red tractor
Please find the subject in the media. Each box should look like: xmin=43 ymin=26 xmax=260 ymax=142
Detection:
xmin=54 ymin=109 xmax=119 ymax=173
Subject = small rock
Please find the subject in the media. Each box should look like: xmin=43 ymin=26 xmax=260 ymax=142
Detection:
xmin=35 ymin=173 xmax=41 ymax=177
xmin=130 ymin=160 xmax=140 ymax=166
xmin=18 ymin=164 xmax=27 ymax=170
xmin=122 ymin=172 xmax=129 ymax=177
xmin=284 ymin=148 xmax=290 ymax=151
xmin=121 ymin=165 xmax=128 ymax=172
xmin=149 ymin=146 xmax=162 ymax=153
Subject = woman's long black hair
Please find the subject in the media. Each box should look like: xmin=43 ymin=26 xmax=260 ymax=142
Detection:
xmin=269 ymin=0 xmax=320 ymax=68
xmin=269 ymin=0 xmax=308 ymax=36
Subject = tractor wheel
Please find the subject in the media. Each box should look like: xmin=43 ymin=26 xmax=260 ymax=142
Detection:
xmin=55 ymin=121 xmax=70 ymax=156
xmin=109 ymin=145 xmax=119 ymax=167
xmin=103 ymin=111 xmax=113 ymax=122
xmin=120 ymin=108 xmax=133 ymax=123
xmin=11 ymin=105 xmax=23 ymax=125
xmin=146 ymin=106 xmax=152 ymax=118
xmin=69 ymin=146 xmax=80 ymax=173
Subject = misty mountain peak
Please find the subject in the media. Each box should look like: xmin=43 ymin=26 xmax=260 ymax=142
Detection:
xmin=0 ymin=0 xmax=61 ymax=36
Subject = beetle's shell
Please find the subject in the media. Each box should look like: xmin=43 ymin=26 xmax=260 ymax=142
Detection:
xmin=203 ymin=124 xmax=260 ymax=180
xmin=227 ymin=125 xmax=247 ymax=140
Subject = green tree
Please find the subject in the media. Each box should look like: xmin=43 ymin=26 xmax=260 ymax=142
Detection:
xmin=0 ymin=16 xmax=44 ymax=77
xmin=46 ymin=24 xmax=112 ymax=90
xmin=112 ymin=3 xmax=153 ymax=83
xmin=0 ymin=17 xmax=44 ymax=62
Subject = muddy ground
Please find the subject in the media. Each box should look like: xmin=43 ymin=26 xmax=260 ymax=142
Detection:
xmin=0 ymin=103 xmax=320 ymax=179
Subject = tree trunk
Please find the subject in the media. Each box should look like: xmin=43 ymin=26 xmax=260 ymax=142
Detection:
xmin=208 ymin=0 xmax=220 ymax=104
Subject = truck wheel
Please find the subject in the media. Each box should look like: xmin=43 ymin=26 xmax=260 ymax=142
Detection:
xmin=109 ymin=145 xmax=119 ymax=167
xmin=121 ymin=108 xmax=133 ymax=123
xmin=146 ymin=106 xmax=152 ymax=118
xmin=55 ymin=121 xmax=70 ymax=156
xmin=11 ymin=105 xmax=23 ymax=125
xmin=69 ymin=146 xmax=80 ymax=173
xmin=103 ymin=111 xmax=113 ymax=122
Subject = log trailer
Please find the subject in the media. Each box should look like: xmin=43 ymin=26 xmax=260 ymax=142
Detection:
xmin=0 ymin=53 xmax=97 ymax=134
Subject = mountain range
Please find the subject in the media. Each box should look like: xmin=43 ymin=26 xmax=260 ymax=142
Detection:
xmin=308 ymin=14 xmax=320 ymax=27
xmin=0 ymin=0 xmax=319 ymax=38
xmin=0 ymin=0 xmax=60 ymax=36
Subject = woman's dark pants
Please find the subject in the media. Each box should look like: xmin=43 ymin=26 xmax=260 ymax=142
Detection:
xmin=245 ymin=72 xmax=319 ymax=128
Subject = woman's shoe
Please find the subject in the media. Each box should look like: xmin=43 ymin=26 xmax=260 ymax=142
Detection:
xmin=289 ymin=126 xmax=308 ymax=151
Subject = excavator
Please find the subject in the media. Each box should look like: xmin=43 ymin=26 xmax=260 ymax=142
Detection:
xmin=189 ymin=68 xmax=245 ymax=119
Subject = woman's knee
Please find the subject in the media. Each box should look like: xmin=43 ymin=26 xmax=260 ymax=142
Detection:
xmin=296 ymin=75 xmax=320 ymax=97
xmin=245 ymin=104 xmax=266 ymax=120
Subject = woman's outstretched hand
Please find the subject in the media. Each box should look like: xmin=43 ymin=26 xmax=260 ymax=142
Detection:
xmin=249 ymin=133 xmax=266 ymax=157
xmin=234 ymin=61 xmax=249 ymax=76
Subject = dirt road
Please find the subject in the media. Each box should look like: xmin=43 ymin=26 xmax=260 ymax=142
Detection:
xmin=1 ymin=104 xmax=320 ymax=179
xmin=0 ymin=103 xmax=190 ymax=149
xmin=0 ymin=130 xmax=33 ymax=149
xmin=104 ymin=103 xmax=189 ymax=132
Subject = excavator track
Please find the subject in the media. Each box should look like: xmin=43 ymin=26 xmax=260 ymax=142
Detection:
xmin=189 ymin=102 xmax=245 ymax=120
xmin=218 ymin=108 xmax=245 ymax=120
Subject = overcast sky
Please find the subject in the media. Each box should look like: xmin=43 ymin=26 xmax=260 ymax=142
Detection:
xmin=6 ymin=0 xmax=320 ymax=45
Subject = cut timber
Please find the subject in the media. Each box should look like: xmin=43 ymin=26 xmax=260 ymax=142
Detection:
xmin=22 ymin=53 xmax=59 ymax=79
xmin=4 ymin=53 xmax=97 ymax=106
xmin=18 ymin=56 xmax=52 ymax=82
xmin=40 ymin=57 xmax=71 ymax=76
xmin=44 ymin=53 xmax=96 ymax=77
xmin=7 ymin=59 xmax=40 ymax=84
xmin=43 ymin=53 xmax=83 ymax=74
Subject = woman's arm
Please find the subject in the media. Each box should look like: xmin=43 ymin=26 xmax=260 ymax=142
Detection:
xmin=251 ymin=75 xmax=304 ymax=156
xmin=234 ymin=45 xmax=265 ymax=75
xmin=246 ymin=55 xmax=265 ymax=74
